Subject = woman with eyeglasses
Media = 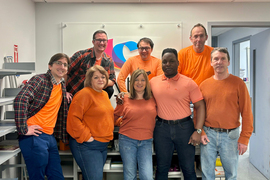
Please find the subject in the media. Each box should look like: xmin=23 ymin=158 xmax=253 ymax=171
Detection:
xmin=67 ymin=65 xmax=114 ymax=180
xmin=114 ymin=69 xmax=157 ymax=180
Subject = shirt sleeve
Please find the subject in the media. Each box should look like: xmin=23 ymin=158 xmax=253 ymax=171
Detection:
xmin=189 ymin=79 xmax=203 ymax=103
xmin=66 ymin=91 xmax=92 ymax=143
xmin=156 ymin=59 xmax=163 ymax=76
xmin=117 ymin=58 xmax=132 ymax=92
xmin=238 ymin=81 xmax=254 ymax=145
xmin=14 ymin=76 xmax=44 ymax=135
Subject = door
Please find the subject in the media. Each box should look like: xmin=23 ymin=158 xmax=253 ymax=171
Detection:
xmin=249 ymin=28 xmax=270 ymax=179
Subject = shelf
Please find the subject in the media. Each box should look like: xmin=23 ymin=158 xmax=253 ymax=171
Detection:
xmin=62 ymin=164 xmax=74 ymax=178
xmin=0 ymin=126 xmax=16 ymax=137
xmin=0 ymin=69 xmax=33 ymax=79
xmin=107 ymin=150 xmax=120 ymax=155
xmin=0 ymin=140 xmax=20 ymax=165
xmin=59 ymin=150 xmax=72 ymax=155
xmin=0 ymin=97 xmax=15 ymax=106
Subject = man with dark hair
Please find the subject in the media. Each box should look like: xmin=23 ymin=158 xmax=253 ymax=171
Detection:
xmin=199 ymin=47 xmax=253 ymax=180
xmin=178 ymin=23 xmax=214 ymax=86
xmin=14 ymin=53 xmax=70 ymax=180
xmin=66 ymin=30 xmax=116 ymax=100
xmin=117 ymin=37 xmax=163 ymax=92
xmin=150 ymin=48 xmax=205 ymax=180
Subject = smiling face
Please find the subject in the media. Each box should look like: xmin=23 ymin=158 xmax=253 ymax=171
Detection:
xmin=92 ymin=33 xmax=108 ymax=53
xmin=138 ymin=41 xmax=153 ymax=61
xmin=190 ymin=26 xmax=208 ymax=53
xmin=48 ymin=57 xmax=68 ymax=82
xmin=211 ymin=51 xmax=230 ymax=75
xmin=162 ymin=52 xmax=179 ymax=78
xmin=134 ymin=74 xmax=146 ymax=94
xmin=91 ymin=70 xmax=106 ymax=92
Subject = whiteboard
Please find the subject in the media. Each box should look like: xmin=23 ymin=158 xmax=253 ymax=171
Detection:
xmin=61 ymin=22 xmax=182 ymax=69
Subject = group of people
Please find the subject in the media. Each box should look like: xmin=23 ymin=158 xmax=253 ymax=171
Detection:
xmin=14 ymin=23 xmax=253 ymax=180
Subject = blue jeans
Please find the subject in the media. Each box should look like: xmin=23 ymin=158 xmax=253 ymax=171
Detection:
xmin=19 ymin=133 xmax=64 ymax=180
xmin=200 ymin=126 xmax=240 ymax=180
xmin=69 ymin=137 xmax=108 ymax=180
xmin=154 ymin=119 xmax=197 ymax=180
xmin=119 ymin=134 xmax=153 ymax=180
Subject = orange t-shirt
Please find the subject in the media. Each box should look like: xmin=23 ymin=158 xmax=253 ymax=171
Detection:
xmin=117 ymin=55 xmax=163 ymax=92
xmin=150 ymin=73 xmax=203 ymax=120
xmin=94 ymin=57 xmax=102 ymax=66
xmin=27 ymin=84 xmax=62 ymax=135
xmin=178 ymin=45 xmax=214 ymax=86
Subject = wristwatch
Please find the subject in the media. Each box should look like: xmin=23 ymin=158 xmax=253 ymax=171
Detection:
xmin=195 ymin=129 xmax=202 ymax=134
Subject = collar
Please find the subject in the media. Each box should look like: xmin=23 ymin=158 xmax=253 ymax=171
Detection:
xmin=47 ymin=70 xmax=64 ymax=85
xmin=161 ymin=73 xmax=180 ymax=81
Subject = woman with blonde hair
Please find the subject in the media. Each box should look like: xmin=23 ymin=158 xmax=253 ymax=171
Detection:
xmin=114 ymin=69 xmax=157 ymax=180
xmin=67 ymin=65 xmax=114 ymax=180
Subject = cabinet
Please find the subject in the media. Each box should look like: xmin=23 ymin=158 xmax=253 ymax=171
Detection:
xmin=0 ymin=63 xmax=34 ymax=179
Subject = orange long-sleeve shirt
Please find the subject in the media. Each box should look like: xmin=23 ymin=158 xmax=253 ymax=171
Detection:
xmin=178 ymin=45 xmax=214 ymax=86
xmin=67 ymin=87 xmax=114 ymax=143
xmin=114 ymin=95 xmax=157 ymax=140
xmin=199 ymin=75 xmax=253 ymax=145
xmin=117 ymin=55 xmax=163 ymax=92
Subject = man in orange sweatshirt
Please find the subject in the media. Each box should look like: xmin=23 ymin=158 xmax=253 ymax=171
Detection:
xmin=117 ymin=37 xmax=163 ymax=92
xmin=199 ymin=47 xmax=253 ymax=180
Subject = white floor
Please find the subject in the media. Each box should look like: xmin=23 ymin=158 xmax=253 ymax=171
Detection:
xmin=237 ymin=150 xmax=267 ymax=180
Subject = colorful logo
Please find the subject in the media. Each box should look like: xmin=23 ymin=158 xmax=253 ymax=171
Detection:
xmin=104 ymin=39 xmax=137 ymax=69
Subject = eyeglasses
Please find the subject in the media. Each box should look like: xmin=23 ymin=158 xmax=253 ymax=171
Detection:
xmin=138 ymin=47 xmax=151 ymax=51
xmin=94 ymin=39 xmax=108 ymax=43
xmin=54 ymin=61 xmax=68 ymax=67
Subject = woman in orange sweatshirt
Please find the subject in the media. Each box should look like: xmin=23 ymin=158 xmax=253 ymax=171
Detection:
xmin=67 ymin=65 xmax=114 ymax=180
xmin=114 ymin=69 xmax=157 ymax=180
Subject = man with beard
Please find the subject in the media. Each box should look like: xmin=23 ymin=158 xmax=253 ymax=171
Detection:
xmin=66 ymin=30 xmax=116 ymax=101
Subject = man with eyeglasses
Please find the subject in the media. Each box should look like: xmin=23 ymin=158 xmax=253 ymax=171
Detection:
xmin=199 ymin=48 xmax=253 ymax=180
xmin=117 ymin=37 xmax=163 ymax=92
xmin=178 ymin=23 xmax=214 ymax=86
xmin=14 ymin=53 xmax=70 ymax=180
xmin=66 ymin=30 xmax=116 ymax=101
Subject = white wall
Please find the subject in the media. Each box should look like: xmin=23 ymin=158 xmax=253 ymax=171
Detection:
xmin=0 ymin=0 xmax=36 ymax=88
xmin=0 ymin=0 xmax=35 ymax=65
xmin=35 ymin=2 xmax=270 ymax=73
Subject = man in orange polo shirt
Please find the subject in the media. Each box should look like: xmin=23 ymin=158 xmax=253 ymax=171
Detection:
xmin=14 ymin=53 xmax=70 ymax=180
xmin=117 ymin=37 xmax=163 ymax=92
xmin=178 ymin=23 xmax=214 ymax=86
xmin=150 ymin=48 xmax=205 ymax=180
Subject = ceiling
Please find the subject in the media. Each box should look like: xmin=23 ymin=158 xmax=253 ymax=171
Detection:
xmin=32 ymin=0 xmax=270 ymax=3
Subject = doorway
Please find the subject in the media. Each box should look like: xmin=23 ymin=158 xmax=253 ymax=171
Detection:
xmin=209 ymin=22 xmax=270 ymax=179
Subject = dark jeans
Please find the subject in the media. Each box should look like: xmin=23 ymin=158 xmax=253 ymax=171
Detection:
xmin=19 ymin=133 xmax=64 ymax=180
xmin=69 ymin=137 xmax=109 ymax=180
xmin=154 ymin=118 xmax=197 ymax=180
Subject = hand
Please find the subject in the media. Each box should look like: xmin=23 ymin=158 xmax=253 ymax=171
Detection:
xmin=201 ymin=135 xmax=210 ymax=145
xmin=115 ymin=92 xmax=126 ymax=105
xmin=66 ymin=92 xmax=73 ymax=104
xmin=87 ymin=137 xmax=94 ymax=142
xmin=25 ymin=125 xmax=43 ymax=136
xmin=238 ymin=142 xmax=248 ymax=155
xmin=188 ymin=131 xmax=201 ymax=146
